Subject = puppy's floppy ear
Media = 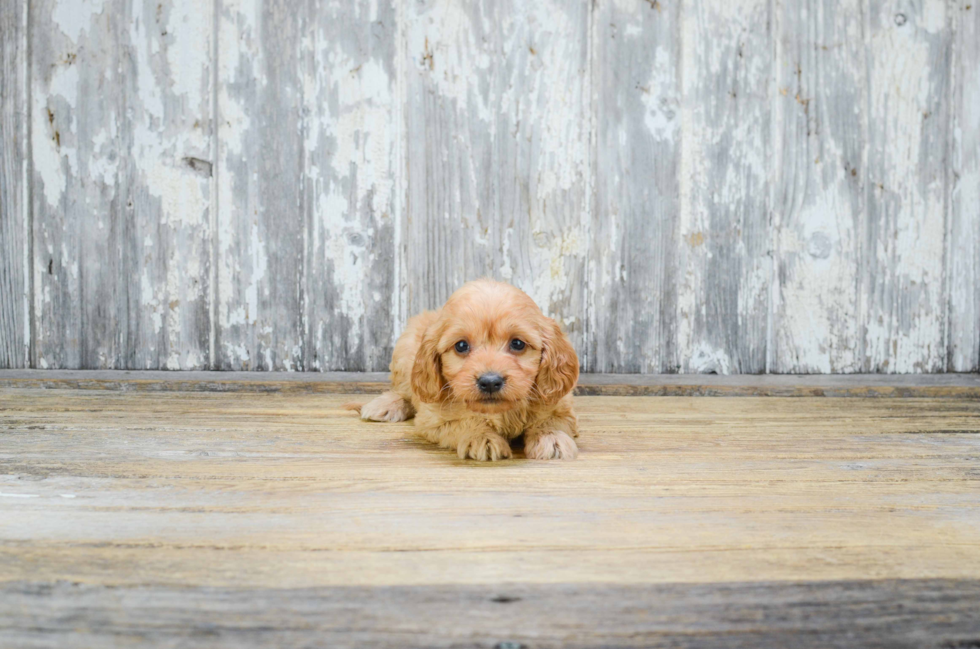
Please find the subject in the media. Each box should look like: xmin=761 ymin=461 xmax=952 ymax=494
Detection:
xmin=411 ymin=324 xmax=445 ymax=403
xmin=535 ymin=319 xmax=579 ymax=405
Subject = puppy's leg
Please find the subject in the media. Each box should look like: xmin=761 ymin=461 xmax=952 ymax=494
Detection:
xmin=352 ymin=391 xmax=415 ymax=422
xmin=524 ymin=412 xmax=579 ymax=460
xmin=456 ymin=430 xmax=512 ymax=461
xmin=416 ymin=419 xmax=512 ymax=461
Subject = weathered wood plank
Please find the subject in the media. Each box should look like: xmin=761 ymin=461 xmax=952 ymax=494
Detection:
xmin=1 ymin=391 xmax=979 ymax=587
xmin=771 ymin=0 xmax=870 ymax=373
xmin=31 ymin=0 xmax=214 ymax=370
xmin=401 ymin=0 xmax=591 ymax=355
xmin=948 ymin=0 xmax=980 ymax=372
xmin=676 ymin=0 xmax=772 ymax=373
xmin=772 ymin=0 xmax=952 ymax=374
xmin=863 ymin=0 xmax=951 ymax=372
xmin=8 ymin=0 xmax=980 ymax=374
xmin=2 ymin=389 xmax=980 ymax=642
xmin=0 ymin=0 xmax=29 ymax=368
xmin=304 ymin=0 xmax=397 ymax=372
xmin=0 ymin=388 xmax=979 ymax=649
xmin=2 ymin=369 xmax=980 ymax=397
xmin=2 ymin=579 xmax=979 ymax=649
xmin=215 ymin=0 xmax=306 ymax=370
xmin=401 ymin=0 xmax=494 ymax=318
xmin=589 ymin=0 xmax=681 ymax=372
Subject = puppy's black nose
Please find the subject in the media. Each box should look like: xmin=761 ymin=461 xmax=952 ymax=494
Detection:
xmin=477 ymin=373 xmax=505 ymax=394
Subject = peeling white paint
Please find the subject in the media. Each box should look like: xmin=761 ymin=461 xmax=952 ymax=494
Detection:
xmin=245 ymin=221 xmax=267 ymax=326
xmin=406 ymin=0 xmax=492 ymax=121
xmin=51 ymin=0 xmax=104 ymax=42
xmin=640 ymin=47 xmax=679 ymax=143
xmin=13 ymin=0 xmax=977 ymax=375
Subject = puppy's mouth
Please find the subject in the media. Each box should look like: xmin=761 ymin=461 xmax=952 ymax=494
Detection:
xmin=468 ymin=395 xmax=517 ymax=413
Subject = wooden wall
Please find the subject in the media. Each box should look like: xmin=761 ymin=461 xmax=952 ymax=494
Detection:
xmin=1 ymin=0 xmax=977 ymax=373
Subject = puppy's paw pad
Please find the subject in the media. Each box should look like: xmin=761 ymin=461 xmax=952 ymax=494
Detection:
xmin=524 ymin=431 xmax=578 ymax=460
xmin=359 ymin=392 xmax=414 ymax=422
xmin=458 ymin=434 xmax=512 ymax=461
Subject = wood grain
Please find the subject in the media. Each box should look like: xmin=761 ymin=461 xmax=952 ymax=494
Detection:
xmin=771 ymin=0 xmax=872 ymax=373
xmin=773 ymin=0 xmax=954 ymax=373
xmin=2 ymin=369 xmax=980 ymax=397
xmin=401 ymin=0 xmax=591 ymax=354
xmin=1 ymin=388 xmax=979 ymax=645
xmin=948 ymin=0 xmax=980 ymax=372
xmin=215 ymin=0 xmax=305 ymax=370
xmin=0 ymin=0 xmax=28 ymax=368
xmin=676 ymin=0 xmax=772 ymax=373
xmin=588 ymin=0 xmax=681 ymax=373
xmin=3 ymin=580 xmax=979 ymax=648
xmin=30 ymin=0 xmax=214 ymax=370
xmin=863 ymin=0 xmax=951 ymax=373
xmin=304 ymin=0 xmax=398 ymax=372
xmin=2 ymin=0 xmax=978 ymax=374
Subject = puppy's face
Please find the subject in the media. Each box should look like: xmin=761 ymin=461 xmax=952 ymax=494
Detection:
xmin=412 ymin=281 xmax=578 ymax=413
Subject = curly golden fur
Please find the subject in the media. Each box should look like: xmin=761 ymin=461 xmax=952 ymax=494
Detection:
xmin=351 ymin=280 xmax=579 ymax=461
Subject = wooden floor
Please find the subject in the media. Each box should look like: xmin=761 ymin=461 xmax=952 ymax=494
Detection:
xmin=2 ymin=378 xmax=980 ymax=647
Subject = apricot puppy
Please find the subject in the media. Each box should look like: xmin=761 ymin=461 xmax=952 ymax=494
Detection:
xmin=354 ymin=279 xmax=579 ymax=461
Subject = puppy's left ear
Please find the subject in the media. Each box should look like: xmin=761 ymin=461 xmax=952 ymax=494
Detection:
xmin=535 ymin=319 xmax=579 ymax=405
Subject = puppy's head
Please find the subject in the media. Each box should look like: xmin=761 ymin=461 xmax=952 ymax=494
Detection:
xmin=411 ymin=280 xmax=578 ymax=413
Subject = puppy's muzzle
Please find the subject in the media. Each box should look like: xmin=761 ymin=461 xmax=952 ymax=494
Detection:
xmin=476 ymin=372 xmax=505 ymax=395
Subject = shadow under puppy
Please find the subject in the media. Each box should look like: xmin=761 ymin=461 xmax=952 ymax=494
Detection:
xmin=349 ymin=279 xmax=579 ymax=461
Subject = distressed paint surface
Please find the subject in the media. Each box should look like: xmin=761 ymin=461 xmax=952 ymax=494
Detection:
xmin=304 ymin=0 xmax=398 ymax=372
xmin=215 ymin=0 xmax=306 ymax=370
xmin=0 ymin=0 xmax=29 ymax=368
xmin=771 ymin=0 xmax=869 ymax=373
xmin=589 ymin=0 xmax=681 ymax=372
xmin=773 ymin=0 xmax=951 ymax=373
xmin=30 ymin=0 xmax=213 ymax=370
xmin=676 ymin=0 xmax=771 ymax=374
xmin=401 ymin=0 xmax=591 ymax=353
xmin=862 ymin=0 xmax=950 ymax=373
xmin=1 ymin=0 xmax=977 ymax=373
xmin=216 ymin=0 xmax=397 ymax=372
xmin=948 ymin=0 xmax=980 ymax=372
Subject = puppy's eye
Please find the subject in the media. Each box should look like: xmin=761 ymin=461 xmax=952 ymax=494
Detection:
xmin=509 ymin=339 xmax=526 ymax=352
xmin=454 ymin=340 xmax=470 ymax=354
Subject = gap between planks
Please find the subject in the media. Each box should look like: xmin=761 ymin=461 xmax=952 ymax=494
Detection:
xmin=0 ymin=370 xmax=978 ymax=397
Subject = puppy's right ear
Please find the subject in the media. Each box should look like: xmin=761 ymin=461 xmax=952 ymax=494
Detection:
xmin=411 ymin=325 xmax=444 ymax=403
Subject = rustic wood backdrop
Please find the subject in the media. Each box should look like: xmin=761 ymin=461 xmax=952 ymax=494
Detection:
xmin=1 ymin=0 xmax=977 ymax=373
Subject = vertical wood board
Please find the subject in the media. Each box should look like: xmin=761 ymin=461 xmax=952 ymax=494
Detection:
xmin=862 ymin=0 xmax=950 ymax=373
xmin=948 ymin=0 xmax=980 ymax=371
xmin=304 ymin=0 xmax=398 ymax=372
xmin=216 ymin=0 xmax=398 ymax=371
xmin=401 ymin=0 xmax=591 ymax=355
xmin=215 ymin=0 xmax=306 ymax=370
xmin=772 ymin=0 xmax=952 ymax=374
xmin=589 ymin=0 xmax=681 ymax=372
xmin=771 ymin=0 xmax=870 ymax=373
xmin=30 ymin=0 xmax=213 ymax=369
xmin=676 ymin=0 xmax=772 ymax=374
xmin=0 ymin=0 xmax=29 ymax=368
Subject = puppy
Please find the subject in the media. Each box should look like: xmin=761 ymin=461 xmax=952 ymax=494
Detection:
xmin=351 ymin=279 xmax=579 ymax=461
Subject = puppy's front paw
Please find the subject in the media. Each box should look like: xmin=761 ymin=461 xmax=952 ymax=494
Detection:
xmin=458 ymin=433 xmax=512 ymax=461
xmin=358 ymin=391 xmax=414 ymax=422
xmin=524 ymin=431 xmax=578 ymax=460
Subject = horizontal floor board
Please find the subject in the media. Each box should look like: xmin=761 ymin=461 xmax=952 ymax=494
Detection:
xmin=2 ymin=388 xmax=979 ymax=646
xmin=1 ymin=370 xmax=979 ymax=397
xmin=2 ymin=579 xmax=979 ymax=649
